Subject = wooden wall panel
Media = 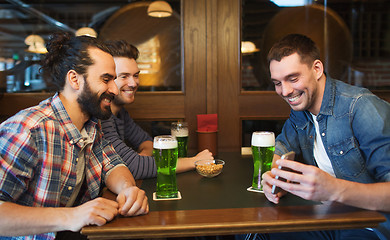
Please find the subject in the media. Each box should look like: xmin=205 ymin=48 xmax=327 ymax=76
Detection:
xmin=124 ymin=93 xmax=185 ymax=120
xmin=216 ymin=0 xmax=240 ymax=152
xmin=239 ymin=92 xmax=291 ymax=118
xmin=206 ymin=0 xmax=218 ymax=114
xmin=183 ymin=0 xmax=208 ymax=150
xmin=0 ymin=93 xmax=52 ymax=118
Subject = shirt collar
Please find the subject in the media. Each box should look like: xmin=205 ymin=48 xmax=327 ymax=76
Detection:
xmin=50 ymin=92 xmax=98 ymax=147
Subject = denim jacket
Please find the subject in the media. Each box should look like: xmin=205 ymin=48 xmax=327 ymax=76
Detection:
xmin=275 ymin=77 xmax=390 ymax=239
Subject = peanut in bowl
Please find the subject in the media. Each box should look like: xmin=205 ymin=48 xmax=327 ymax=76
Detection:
xmin=195 ymin=159 xmax=225 ymax=178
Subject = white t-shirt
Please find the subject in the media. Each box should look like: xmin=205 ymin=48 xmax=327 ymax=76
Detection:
xmin=66 ymin=128 xmax=91 ymax=207
xmin=310 ymin=113 xmax=336 ymax=177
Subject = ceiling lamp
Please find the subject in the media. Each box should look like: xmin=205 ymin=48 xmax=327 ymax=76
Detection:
xmin=271 ymin=0 xmax=306 ymax=7
xmin=75 ymin=27 xmax=98 ymax=38
xmin=147 ymin=1 xmax=172 ymax=18
xmin=241 ymin=41 xmax=259 ymax=54
xmin=24 ymin=34 xmax=47 ymax=54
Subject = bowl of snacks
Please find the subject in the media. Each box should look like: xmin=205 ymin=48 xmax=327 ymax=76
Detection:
xmin=195 ymin=159 xmax=225 ymax=178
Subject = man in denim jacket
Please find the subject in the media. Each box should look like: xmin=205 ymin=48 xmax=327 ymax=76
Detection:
xmin=261 ymin=34 xmax=390 ymax=240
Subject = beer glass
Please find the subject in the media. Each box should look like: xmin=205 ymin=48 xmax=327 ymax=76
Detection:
xmin=251 ymin=131 xmax=275 ymax=191
xmin=171 ymin=122 xmax=188 ymax=158
xmin=153 ymin=135 xmax=179 ymax=198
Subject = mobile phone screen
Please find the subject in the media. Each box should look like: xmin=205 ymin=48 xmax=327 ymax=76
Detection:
xmin=271 ymin=151 xmax=295 ymax=194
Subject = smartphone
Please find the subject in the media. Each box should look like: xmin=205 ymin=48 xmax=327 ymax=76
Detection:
xmin=271 ymin=151 xmax=295 ymax=194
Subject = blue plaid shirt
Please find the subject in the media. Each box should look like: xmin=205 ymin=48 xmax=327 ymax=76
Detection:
xmin=0 ymin=93 xmax=124 ymax=240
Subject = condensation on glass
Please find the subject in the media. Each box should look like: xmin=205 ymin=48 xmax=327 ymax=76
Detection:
xmin=0 ymin=1 xmax=181 ymax=93
xmin=241 ymin=0 xmax=390 ymax=91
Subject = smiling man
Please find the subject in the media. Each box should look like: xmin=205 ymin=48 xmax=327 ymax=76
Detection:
xmin=101 ymin=40 xmax=213 ymax=179
xmin=0 ymin=32 xmax=148 ymax=240
xmin=258 ymin=34 xmax=390 ymax=240
xmin=271 ymin=52 xmax=324 ymax=114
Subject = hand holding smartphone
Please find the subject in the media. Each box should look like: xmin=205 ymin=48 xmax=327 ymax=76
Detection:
xmin=271 ymin=151 xmax=295 ymax=194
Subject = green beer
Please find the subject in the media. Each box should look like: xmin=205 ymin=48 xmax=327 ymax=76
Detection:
xmin=175 ymin=136 xmax=188 ymax=158
xmin=171 ymin=122 xmax=188 ymax=158
xmin=153 ymin=135 xmax=179 ymax=198
xmin=251 ymin=131 xmax=275 ymax=190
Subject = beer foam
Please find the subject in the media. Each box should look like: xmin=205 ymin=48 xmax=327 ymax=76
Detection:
xmin=251 ymin=132 xmax=275 ymax=147
xmin=171 ymin=128 xmax=188 ymax=137
xmin=154 ymin=138 xmax=178 ymax=149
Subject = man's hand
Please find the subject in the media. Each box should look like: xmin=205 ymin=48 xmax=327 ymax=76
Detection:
xmin=105 ymin=166 xmax=148 ymax=216
xmin=116 ymin=186 xmax=149 ymax=216
xmin=193 ymin=149 xmax=214 ymax=161
xmin=261 ymin=170 xmax=286 ymax=204
xmin=67 ymin=197 xmax=120 ymax=232
xmin=262 ymin=159 xmax=339 ymax=203
xmin=176 ymin=149 xmax=214 ymax=173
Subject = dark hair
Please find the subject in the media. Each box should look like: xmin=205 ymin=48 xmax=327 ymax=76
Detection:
xmin=267 ymin=34 xmax=320 ymax=67
xmin=104 ymin=40 xmax=139 ymax=60
xmin=41 ymin=31 xmax=110 ymax=91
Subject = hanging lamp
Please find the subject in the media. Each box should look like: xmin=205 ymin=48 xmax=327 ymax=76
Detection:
xmin=75 ymin=27 xmax=98 ymax=38
xmin=147 ymin=1 xmax=172 ymax=18
xmin=24 ymin=34 xmax=47 ymax=54
xmin=241 ymin=41 xmax=259 ymax=54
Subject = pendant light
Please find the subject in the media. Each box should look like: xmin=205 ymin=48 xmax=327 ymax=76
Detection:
xmin=24 ymin=34 xmax=47 ymax=54
xmin=75 ymin=27 xmax=98 ymax=38
xmin=241 ymin=41 xmax=259 ymax=54
xmin=147 ymin=1 xmax=172 ymax=18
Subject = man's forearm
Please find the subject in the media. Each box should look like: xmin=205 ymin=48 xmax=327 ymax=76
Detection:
xmin=105 ymin=165 xmax=136 ymax=194
xmin=0 ymin=202 xmax=70 ymax=236
xmin=334 ymin=180 xmax=390 ymax=212
xmin=138 ymin=141 xmax=153 ymax=156
xmin=176 ymin=158 xmax=196 ymax=173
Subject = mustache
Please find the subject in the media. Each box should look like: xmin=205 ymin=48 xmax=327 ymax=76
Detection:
xmin=99 ymin=92 xmax=115 ymax=101
xmin=124 ymin=85 xmax=138 ymax=91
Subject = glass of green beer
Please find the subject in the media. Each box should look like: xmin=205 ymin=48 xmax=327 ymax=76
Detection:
xmin=153 ymin=135 xmax=179 ymax=198
xmin=171 ymin=122 xmax=188 ymax=158
xmin=251 ymin=131 xmax=275 ymax=191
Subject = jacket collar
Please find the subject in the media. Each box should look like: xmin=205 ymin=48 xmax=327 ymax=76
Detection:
xmin=318 ymin=75 xmax=336 ymax=116
xmin=290 ymin=75 xmax=336 ymax=128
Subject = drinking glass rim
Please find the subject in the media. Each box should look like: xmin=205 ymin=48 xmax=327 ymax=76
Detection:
xmin=252 ymin=131 xmax=274 ymax=135
xmin=154 ymin=135 xmax=177 ymax=140
xmin=171 ymin=122 xmax=188 ymax=128
xmin=251 ymin=131 xmax=275 ymax=147
xmin=153 ymin=135 xmax=178 ymax=149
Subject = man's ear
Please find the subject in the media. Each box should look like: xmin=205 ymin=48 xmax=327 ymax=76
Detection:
xmin=312 ymin=59 xmax=324 ymax=80
xmin=67 ymin=70 xmax=82 ymax=90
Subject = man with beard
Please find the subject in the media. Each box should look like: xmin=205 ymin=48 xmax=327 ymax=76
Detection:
xmin=0 ymin=32 xmax=149 ymax=240
xmin=101 ymin=40 xmax=213 ymax=179
xmin=257 ymin=34 xmax=390 ymax=239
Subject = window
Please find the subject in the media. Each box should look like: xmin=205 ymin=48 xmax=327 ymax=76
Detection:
xmin=0 ymin=1 xmax=182 ymax=93
xmin=241 ymin=0 xmax=390 ymax=91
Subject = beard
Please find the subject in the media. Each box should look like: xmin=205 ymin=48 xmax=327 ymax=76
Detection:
xmin=113 ymin=94 xmax=126 ymax=107
xmin=77 ymin=78 xmax=114 ymax=120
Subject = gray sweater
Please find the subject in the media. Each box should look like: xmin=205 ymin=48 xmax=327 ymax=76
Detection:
xmin=101 ymin=108 xmax=156 ymax=179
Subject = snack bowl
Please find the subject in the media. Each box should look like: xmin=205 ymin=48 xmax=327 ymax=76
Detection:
xmin=195 ymin=159 xmax=225 ymax=178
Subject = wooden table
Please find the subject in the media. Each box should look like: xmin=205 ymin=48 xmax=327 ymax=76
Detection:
xmin=82 ymin=152 xmax=386 ymax=239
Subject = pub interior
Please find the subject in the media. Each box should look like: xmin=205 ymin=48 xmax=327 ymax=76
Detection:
xmin=0 ymin=0 xmax=390 ymax=152
xmin=0 ymin=0 xmax=390 ymax=238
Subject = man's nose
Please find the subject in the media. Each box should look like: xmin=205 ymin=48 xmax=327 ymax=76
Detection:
xmin=127 ymin=77 xmax=137 ymax=87
xmin=108 ymin=80 xmax=119 ymax=95
xmin=281 ymin=82 xmax=293 ymax=97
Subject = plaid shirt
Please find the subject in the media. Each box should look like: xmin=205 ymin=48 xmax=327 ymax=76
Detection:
xmin=0 ymin=93 xmax=124 ymax=240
